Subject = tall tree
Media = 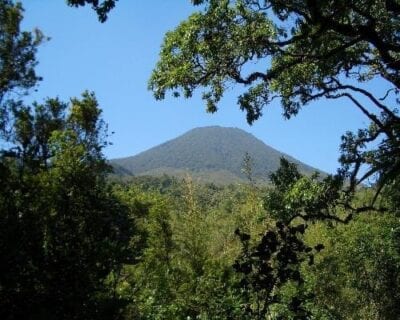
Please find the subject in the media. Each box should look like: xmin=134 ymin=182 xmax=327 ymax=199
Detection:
xmin=0 ymin=92 xmax=137 ymax=319
xmin=0 ymin=2 xmax=141 ymax=318
xmin=149 ymin=0 xmax=400 ymax=203
xmin=0 ymin=0 xmax=43 ymax=135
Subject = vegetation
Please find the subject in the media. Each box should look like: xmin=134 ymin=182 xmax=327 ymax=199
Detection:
xmin=66 ymin=0 xmax=117 ymax=22
xmin=149 ymin=0 xmax=400 ymax=201
xmin=98 ymin=169 xmax=400 ymax=319
xmin=1 ymin=0 xmax=400 ymax=319
xmin=0 ymin=1 xmax=137 ymax=318
xmin=0 ymin=93 xmax=142 ymax=319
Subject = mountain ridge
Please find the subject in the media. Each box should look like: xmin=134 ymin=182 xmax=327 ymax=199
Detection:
xmin=111 ymin=126 xmax=320 ymax=183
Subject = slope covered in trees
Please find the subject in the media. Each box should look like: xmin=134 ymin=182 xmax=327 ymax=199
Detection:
xmin=111 ymin=126 xmax=319 ymax=183
xmin=110 ymin=168 xmax=400 ymax=319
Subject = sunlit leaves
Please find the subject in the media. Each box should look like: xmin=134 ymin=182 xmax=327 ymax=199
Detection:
xmin=149 ymin=0 xmax=276 ymax=122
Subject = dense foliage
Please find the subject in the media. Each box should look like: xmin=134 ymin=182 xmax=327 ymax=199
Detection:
xmin=0 ymin=1 xmax=137 ymax=318
xmin=107 ymin=170 xmax=400 ymax=319
xmin=0 ymin=91 xmax=142 ymax=319
xmin=1 ymin=0 xmax=400 ymax=319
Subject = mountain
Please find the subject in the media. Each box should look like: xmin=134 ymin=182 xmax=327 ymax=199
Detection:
xmin=110 ymin=126 xmax=320 ymax=184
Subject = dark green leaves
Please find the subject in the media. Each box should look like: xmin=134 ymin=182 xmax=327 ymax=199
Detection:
xmin=66 ymin=0 xmax=118 ymax=22
xmin=0 ymin=0 xmax=44 ymax=112
xmin=234 ymin=221 xmax=315 ymax=319
xmin=0 ymin=93 xmax=136 ymax=319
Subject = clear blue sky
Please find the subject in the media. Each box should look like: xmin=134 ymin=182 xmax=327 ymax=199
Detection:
xmin=20 ymin=1 xmax=373 ymax=174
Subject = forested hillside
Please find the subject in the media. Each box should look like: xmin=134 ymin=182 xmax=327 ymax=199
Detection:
xmin=110 ymin=170 xmax=400 ymax=319
xmin=111 ymin=126 xmax=318 ymax=183
xmin=1 ymin=1 xmax=400 ymax=319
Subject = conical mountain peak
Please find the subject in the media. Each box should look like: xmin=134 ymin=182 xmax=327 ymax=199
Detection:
xmin=111 ymin=126 xmax=318 ymax=183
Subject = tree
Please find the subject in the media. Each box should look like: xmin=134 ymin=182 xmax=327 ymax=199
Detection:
xmin=0 ymin=3 xmax=142 ymax=317
xmin=66 ymin=0 xmax=117 ymax=22
xmin=0 ymin=92 xmax=137 ymax=319
xmin=305 ymin=209 xmax=400 ymax=319
xmin=149 ymin=0 xmax=400 ymax=204
xmin=234 ymin=159 xmax=335 ymax=319
xmin=0 ymin=0 xmax=44 ymax=134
